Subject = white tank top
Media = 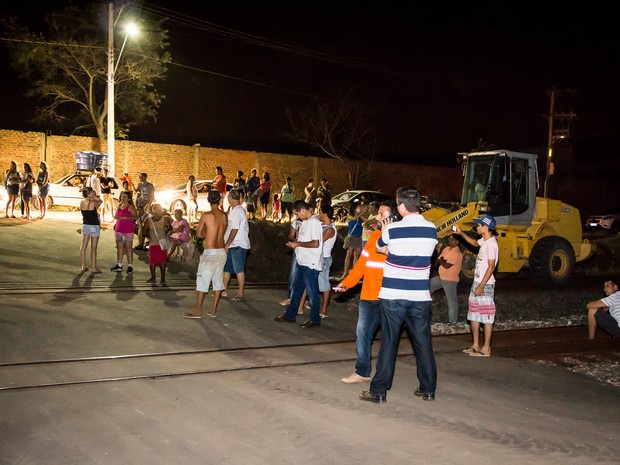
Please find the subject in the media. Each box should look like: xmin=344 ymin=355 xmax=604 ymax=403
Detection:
xmin=322 ymin=223 xmax=337 ymax=257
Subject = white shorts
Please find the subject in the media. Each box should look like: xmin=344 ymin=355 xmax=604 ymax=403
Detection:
xmin=196 ymin=249 xmax=227 ymax=293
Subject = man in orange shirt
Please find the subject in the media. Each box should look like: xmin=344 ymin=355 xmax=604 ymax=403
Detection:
xmin=334 ymin=200 xmax=397 ymax=384
xmin=430 ymin=234 xmax=462 ymax=323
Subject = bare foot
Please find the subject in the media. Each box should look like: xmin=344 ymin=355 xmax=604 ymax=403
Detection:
xmin=221 ymin=291 xmax=229 ymax=298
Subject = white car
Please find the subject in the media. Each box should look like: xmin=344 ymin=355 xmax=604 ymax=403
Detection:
xmin=155 ymin=179 xmax=234 ymax=216
xmin=46 ymin=173 xmax=123 ymax=209
xmin=331 ymin=189 xmax=392 ymax=222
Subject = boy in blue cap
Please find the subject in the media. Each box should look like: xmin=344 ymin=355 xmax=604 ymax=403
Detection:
xmin=454 ymin=214 xmax=498 ymax=357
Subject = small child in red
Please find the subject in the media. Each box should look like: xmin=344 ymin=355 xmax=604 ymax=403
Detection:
xmin=271 ymin=193 xmax=282 ymax=222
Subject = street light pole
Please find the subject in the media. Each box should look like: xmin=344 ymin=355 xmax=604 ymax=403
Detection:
xmin=106 ymin=1 xmax=115 ymax=176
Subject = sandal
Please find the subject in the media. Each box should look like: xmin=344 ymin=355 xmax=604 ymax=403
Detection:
xmin=462 ymin=347 xmax=477 ymax=354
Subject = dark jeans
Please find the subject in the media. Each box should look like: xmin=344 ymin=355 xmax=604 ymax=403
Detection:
xmin=370 ymin=299 xmax=437 ymax=396
xmin=284 ymin=264 xmax=320 ymax=323
xmin=355 ymin=300 xmax=382 ymax=378
xmin=287 ymin=253 xmax=298 ymax=298
xmin=282 ymin=201 xmax=293 ymax=219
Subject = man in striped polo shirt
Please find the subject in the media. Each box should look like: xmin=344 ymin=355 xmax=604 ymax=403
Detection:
xmin=359 ymin=186 xmax=438 ymax=403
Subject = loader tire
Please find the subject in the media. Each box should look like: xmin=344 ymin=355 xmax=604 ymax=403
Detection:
xmin=530 ymin=236 xmax=575 ymax=287
xmin=459 ymin=248 xmax=476 ymax=287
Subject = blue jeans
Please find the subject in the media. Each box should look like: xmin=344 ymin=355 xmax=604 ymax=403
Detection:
xmin=287 ymin=254 xmax=298 ymax=298
xmin=370 ymin=299 xmax=437 ymax=396
xmin=355 ymin=300 xmax=382 ymax=378
xmin=284 ymin=264 xmax=321 ymax=323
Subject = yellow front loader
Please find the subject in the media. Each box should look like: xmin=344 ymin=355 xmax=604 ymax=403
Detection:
xmin=421 ymin=150 xmax=593 ymax=287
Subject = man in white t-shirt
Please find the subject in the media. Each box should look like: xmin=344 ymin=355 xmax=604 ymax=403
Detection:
xmin=587 ymin=279 xmax=620 ymax=339
xmin=275 ymin=200 xmax=323 ymax=328
xmin=222 ymin=189 xmax=251 ymax=301
xmin=454 ymin=214 xmax=498 ymax=358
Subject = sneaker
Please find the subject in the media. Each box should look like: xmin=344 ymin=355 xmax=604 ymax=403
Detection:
xmin=127 ymin=265 xmax=133 ymax=273
xmin=111 ymin=264 xmax=123 ymax=272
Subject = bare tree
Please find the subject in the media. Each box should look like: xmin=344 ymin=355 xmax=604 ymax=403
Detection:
xmin=286 ymin=92 xmax=376 ymax=189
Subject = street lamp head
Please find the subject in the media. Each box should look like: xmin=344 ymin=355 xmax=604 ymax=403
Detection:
xmin=123 ymin=22 xmax=139 ymax=37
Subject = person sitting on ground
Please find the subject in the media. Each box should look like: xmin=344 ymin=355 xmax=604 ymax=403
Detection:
xmin=587 ymin=279 xmax=620 ymax=339
xmin=167 ymin=209 xmax=191 ymax=260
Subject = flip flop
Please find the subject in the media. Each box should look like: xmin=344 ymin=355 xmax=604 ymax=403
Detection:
xmin=469 ymin=351 xmax=491 ymax=357
xmin=206 ymin=312 xmax=217 ymax=318
xmin=183 ymin=313 xmax=202 ymax=319
xmin=462 ymin=347 xmax=477 ymax=354
xmin=232 ymin=296 xmax=245 ymax=302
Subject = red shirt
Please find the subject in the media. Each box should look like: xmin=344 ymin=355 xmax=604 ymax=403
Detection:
xmin=213 ymin=174 xmax=227 ymax=193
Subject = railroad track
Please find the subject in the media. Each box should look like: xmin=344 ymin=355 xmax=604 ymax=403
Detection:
xmin=2 ymin=326 xmax=617 ymax=392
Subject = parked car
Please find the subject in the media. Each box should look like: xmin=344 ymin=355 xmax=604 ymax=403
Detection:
xmin=331 ymin=189 xmax=392 ymax=223
xmin=46 ymin=173 xmax=122 ymax=209
xmin=584 ymin=208 xmax=620 ymax=233
xmin=155 ymin=180 xmax=234 ymax=216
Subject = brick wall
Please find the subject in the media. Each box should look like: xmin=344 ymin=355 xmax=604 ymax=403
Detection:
xmin=0 ymin=129 xmax=463 ymax=202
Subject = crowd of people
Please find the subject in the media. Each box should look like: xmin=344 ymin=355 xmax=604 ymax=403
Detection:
xmin=4 ymin=160 xmax=50 ymax=219
xmin=5 ymin=161 xmax=620 ymax=405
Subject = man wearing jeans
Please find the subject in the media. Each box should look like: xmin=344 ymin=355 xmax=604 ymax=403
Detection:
xmin=335 ymin=200 xmax=396 ymax=384
xmin=359 ymin=186 xmax=438 ymax=403
xmin=274 ymin=200 xmax=323 ymax=328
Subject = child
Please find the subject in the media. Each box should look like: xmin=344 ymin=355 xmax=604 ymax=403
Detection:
xmin=271 ymin=193 xmax=282 ymax=222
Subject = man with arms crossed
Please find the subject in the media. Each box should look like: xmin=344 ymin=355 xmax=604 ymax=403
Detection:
xmin=183 ymin=190 xmax=228 ymax=319
xmin=359 ymin=187 xmax=438 ymax=403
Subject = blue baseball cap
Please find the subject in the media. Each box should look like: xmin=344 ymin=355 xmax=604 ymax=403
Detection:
xmin=473 ymin=214 xmax=496 ymax=229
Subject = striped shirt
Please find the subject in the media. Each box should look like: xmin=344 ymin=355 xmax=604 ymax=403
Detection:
xmin=378 ymin=213 xmax=438 ymax=301
xmin=601 ymin=291 xmax=620 ymax=327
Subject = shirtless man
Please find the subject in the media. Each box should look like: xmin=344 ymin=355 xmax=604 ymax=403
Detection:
xmin=183 ymin=190 xmax=228 ymax=319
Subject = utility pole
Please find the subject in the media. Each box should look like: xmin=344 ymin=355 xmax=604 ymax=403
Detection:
xmin=543 ymin=88 xmax=577 ymax=198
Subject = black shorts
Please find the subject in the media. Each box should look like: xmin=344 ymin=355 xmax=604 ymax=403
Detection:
xmin=259 ymin=192 xmax=270 ymax=205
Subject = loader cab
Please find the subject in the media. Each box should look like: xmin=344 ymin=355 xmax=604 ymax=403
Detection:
xmin=461 ymin=150 xmax=538 ymax=227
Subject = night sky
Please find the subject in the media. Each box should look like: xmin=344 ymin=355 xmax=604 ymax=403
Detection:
xmin=2 ymin=2 xmax=619 ymax=163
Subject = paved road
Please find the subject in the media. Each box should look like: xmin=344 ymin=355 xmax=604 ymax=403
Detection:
xmin=0 ymin=212 xmax=619 ymax=465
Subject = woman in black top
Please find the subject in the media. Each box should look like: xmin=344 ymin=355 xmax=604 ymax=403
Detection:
xmin=80 ymin=187 xmax=103 ymax=273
